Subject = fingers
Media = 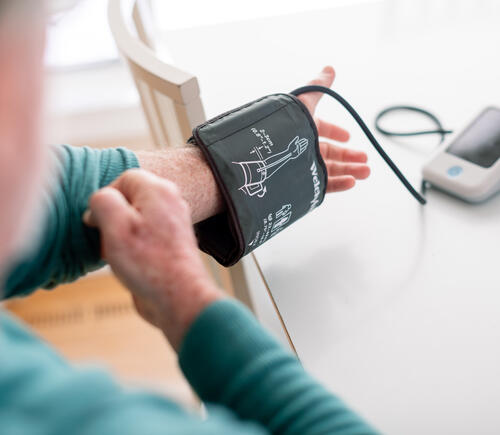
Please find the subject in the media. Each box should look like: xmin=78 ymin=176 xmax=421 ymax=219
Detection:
xmin=297 ymin=137 xmax=308 ymax=147
xmin=321 ymin=142 xmax=370 ymax=195
xmin=85 ymin=186 xmax=138 ymax=237
xmin=111 ymin=169 xmax=188 ymax=218
xmin=297 ymin=66 xmax=335 ymax=113
xmin=111 ymin=168 xmax=161 ymax=203
xmin=299 ymin=137 xmax=308 ymax=153
xmin=320 ymin=141 xmax=368 ymax=163
xmin=327 ymin=175 xmax=356 ymax=193
xmin=315 ymin=118 xmax=350 ymax=142
xmin=326 ymin=161 xmax=370 ymax=180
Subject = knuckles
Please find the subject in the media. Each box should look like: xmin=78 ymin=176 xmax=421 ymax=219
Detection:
xmin=156 ymin=178 xmax=181 ymax=198
xmin=118 ymin=169 xmax=191 ymax=219
xmin=120 ymin=169 xmax=182 ymax=199
xmin=119 ymin=169 xmax=155 ymax=194
xmin=157 ymin=182 xmax=191 ymax=218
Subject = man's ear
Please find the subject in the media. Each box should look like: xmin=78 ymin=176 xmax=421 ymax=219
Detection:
xmin=0 ymin=4 xmax=47 ymax=271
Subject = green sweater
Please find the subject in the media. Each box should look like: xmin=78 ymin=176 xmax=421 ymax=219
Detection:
xmin=1 ymin=145 xmax=378 ymax=434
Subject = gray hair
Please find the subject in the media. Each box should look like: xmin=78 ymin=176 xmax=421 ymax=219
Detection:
xmin=0 ymin=1 xmax=45 ymax=19
xmin=0 ymin=1 xmax=8 ymax=15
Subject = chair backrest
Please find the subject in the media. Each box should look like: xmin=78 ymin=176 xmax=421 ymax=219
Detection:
xmin=107 ymin=0 xmax=260 ymax=318
xmin=108 ymin=0 xmax=206 ymax=148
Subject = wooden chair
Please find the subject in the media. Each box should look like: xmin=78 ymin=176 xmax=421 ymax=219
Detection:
xmin=108 ymin=0 xmax=254 ymax=310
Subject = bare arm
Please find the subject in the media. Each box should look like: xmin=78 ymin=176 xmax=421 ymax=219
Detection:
xmin=135 ymin=146 xmax=224 ymax=224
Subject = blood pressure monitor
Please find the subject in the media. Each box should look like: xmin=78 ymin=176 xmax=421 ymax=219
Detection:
xmin=422 ymin=107 xmax=500 ymax=202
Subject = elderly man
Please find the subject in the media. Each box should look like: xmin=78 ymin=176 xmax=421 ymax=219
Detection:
xmin=0 ymin=1 xmax=376 ymax=433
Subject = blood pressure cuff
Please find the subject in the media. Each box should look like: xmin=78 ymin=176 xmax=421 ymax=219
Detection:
xmin=189 ymin=93 xmax=327 ymax=267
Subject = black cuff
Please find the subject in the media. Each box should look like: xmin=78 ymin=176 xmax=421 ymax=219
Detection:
xmin=190 ymin=93 xmax=327 ymax=266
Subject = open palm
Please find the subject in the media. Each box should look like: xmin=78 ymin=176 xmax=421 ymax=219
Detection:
xmin=297 ymin=66 xmax=370 ymax=193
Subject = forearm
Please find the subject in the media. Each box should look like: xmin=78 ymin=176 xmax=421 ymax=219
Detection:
xmin=180 ymin=299 xmax=378 ymax=435
xmin=136 ymin=146 xmax=224 ymax=224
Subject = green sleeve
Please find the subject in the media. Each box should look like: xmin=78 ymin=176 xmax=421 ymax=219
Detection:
xmin=179 ymin=299 xmax=379 ymax=435
xmin=3 ymin=144 xmax=139 ymax=299
xmin=1 ymin=300 xmax=378 ymax=435
xmin=0 ymin=311 xmax=267 ymax=435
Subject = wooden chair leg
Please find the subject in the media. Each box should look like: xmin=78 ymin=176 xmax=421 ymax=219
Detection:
xmin=228 ymin=259 xmax=255 ymax=312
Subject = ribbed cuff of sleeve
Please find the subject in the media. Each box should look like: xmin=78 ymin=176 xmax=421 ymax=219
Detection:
xmin=94 ymin=147 xmax=140 ymax=187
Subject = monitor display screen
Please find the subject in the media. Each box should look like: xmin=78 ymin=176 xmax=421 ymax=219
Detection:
xmin=447 ymin=107 xmax=500 ymax=168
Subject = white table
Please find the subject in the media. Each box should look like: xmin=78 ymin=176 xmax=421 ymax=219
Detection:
xmin=161 ymin=1 xmax=500 ymax=433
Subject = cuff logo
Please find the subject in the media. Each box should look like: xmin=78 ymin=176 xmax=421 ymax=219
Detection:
xmin=309 ymin=160 xmax=321 ymax=212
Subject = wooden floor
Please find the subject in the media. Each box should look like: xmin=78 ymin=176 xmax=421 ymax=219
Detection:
xmin=4 ymin=271 xmax=197 ymax=407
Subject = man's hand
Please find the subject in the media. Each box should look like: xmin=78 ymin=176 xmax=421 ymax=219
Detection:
xmin=298 ymin=66 xmax=371 ymax=193
xmin=83 ymin=169 xmax=223 ymax=350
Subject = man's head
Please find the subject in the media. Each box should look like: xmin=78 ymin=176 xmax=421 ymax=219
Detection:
xmin=0 ymin=1 xmax=46 ymax=277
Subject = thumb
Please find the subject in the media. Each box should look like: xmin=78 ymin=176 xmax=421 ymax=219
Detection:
xmin=299 ymin=66 xmax=336 ymax=113
xmin=84 ymin=187 xmax=136 ymax=237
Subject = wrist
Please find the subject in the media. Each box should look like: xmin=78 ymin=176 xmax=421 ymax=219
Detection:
xmin=184 ymin=146 xmax=226 ymax=222
xmin=136 ymin=146 xmax=225 ymax=224
xmin=156 ymin=279 xmax=225 ymax=351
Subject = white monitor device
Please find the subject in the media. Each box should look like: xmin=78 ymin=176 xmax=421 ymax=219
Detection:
xmin=422 ymin=107 xmax=500 ymax=203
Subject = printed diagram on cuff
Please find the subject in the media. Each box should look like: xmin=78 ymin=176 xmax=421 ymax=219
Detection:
xmin=248 ymin=203 xmax=293 ymax=248
xmin=234 ymin=135 xmax=309 ymax=198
